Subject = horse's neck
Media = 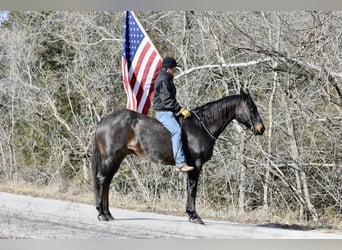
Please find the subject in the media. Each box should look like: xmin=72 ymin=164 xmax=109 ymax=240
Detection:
xmin=196 ymin=96 xmax=240 ymax=138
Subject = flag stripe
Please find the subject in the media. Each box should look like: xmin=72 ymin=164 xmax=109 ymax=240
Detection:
xmin=123 ymin=59 xmax=137 ymax=111
xmin=136 ymin=51 xmax=159 ymax=112
xmin=135 ymin=48 xmax=157 ymax=104
xmin=140 ymin=58 xmax=162 ymax=115
xmin=132 ymin=42 xmax=152 ymax=95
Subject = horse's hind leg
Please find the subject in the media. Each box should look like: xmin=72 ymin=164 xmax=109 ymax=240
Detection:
xmin=96 ymin=174 xmax=107 ymax=221
xmin=102 ymin=170 xmax=116 ymax=220
xmin=96 ymin=160 xmax=120 ymax=221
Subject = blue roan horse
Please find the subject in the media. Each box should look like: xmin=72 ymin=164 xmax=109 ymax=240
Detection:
xmin=92 ymin=89 xmax=265 ymax=224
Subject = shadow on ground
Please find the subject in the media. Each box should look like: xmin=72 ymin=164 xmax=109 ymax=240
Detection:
xmin=259 ymin=223 xmax=333 ymax=231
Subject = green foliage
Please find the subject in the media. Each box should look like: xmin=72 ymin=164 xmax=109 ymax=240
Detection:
xmin=13 ymin=115 xmax=51 ymax=166
xmin=38 ymin=32 xmax=76 ymax=71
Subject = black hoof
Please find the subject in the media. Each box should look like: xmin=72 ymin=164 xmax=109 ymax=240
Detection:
xmin=98 ymin=214 xmax=115 ymax=221
xmin=106 ymin=214 xmax=115 ymax=221
xmin=98 ymin=214 xmax=108 ymax=221
xmin=189 ymin=216 xmax=205 ymax=225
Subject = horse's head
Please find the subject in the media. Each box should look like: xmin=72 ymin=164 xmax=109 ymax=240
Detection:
xmin=235 ymin=88 xmax=265 ymax=135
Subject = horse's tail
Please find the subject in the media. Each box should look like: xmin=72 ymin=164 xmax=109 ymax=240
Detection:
xmin=92 ymin=133 xmax=101 ymax=206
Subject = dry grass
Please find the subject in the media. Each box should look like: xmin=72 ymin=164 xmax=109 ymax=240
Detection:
xmin=0 ymin=181 xmax=94 ymax=205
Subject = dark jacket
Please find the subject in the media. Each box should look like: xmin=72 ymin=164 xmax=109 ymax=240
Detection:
xmin=152 ymin=69 xmax=181 ymax=112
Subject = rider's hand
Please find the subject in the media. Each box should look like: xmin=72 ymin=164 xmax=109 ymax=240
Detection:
xmin=179 ymin=107 xmax=191 ymax=119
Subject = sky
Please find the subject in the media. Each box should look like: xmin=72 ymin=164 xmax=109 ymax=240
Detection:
xmin=0 ymin=11 xmax=9 ymax=25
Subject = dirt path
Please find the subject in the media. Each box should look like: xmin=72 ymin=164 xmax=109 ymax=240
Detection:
xmin=0 ymin=192 xmax=341 ymax=239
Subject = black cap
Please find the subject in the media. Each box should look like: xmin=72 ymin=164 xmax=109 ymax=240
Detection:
xmin=162 ymin=57 xmax=177 ymax=69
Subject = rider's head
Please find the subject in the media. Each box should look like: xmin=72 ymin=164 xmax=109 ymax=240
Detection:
xmin=162 ymin=57 xmax=177 ymax=76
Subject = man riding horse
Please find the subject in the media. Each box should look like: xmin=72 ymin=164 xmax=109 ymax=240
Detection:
xmin=92 ymin=56 xmax=265 ymax=223
xmin=152 ymin=57 xmax=194 ymax=172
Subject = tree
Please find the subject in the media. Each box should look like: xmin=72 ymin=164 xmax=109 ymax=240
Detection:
xmin=0 ymin=11 xmax=341 ymax=225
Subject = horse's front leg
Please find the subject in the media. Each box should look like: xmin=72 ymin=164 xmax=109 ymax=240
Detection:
xmin=186 ymin=167 xmax=204 ymax=224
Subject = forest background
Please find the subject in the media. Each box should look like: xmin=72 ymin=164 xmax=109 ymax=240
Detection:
xmin=0 ymin=11 xmax=341 ymax=228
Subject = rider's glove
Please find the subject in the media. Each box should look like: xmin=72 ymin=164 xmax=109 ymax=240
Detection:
xmin=178 ymin=107 xmax=191 ymax=119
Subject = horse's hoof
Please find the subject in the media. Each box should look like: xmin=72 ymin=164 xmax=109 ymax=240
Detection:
xmin=98 ymin=214 xmax=108 ymax=221
xmin=189 ymin=216 xmax=205 ymax=225
xmin=106 ymin=214 xmax=115 ymax=221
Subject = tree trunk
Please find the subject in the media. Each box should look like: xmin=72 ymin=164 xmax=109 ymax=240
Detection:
xmin=262 ymin=11 xmax=281 ymax=215
xmin=238 ymin=138 xmax=247 ymax=214
xmin=282 ymin=75 xmax=319 ymax=223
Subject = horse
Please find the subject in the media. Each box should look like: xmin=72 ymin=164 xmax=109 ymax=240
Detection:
xmin=92 ymin=88 xmax=265 ymax=224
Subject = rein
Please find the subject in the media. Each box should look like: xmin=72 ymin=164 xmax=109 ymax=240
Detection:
xmin=191 ymin=111 xmax=217 ymax=141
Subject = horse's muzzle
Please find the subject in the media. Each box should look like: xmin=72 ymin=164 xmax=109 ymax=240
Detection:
xmin=254 ymin=122 xmax=265 ymax=135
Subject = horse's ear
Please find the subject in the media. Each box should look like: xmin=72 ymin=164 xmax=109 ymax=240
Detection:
xmin=240 ymin=88 xmax=250 ymax=97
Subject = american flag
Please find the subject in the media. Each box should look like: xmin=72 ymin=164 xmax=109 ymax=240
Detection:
xmin=122 ymin=11 xmax=162 ymax=115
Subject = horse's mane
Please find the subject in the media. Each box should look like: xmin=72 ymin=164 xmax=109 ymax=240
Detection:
xmin=192 ymin=95 xmax=241 ymax=123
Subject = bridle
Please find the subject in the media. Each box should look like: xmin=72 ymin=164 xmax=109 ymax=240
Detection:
xmin=242 ymin=99 xmax=255 ymax=135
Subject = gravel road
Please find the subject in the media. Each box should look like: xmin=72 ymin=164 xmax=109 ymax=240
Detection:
xmin=0 ymin=192 xmax=341 ymax=239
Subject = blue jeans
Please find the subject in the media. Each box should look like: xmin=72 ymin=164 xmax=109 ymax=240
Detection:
xmin=155 ymin=111 xmax=185 ymax=167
